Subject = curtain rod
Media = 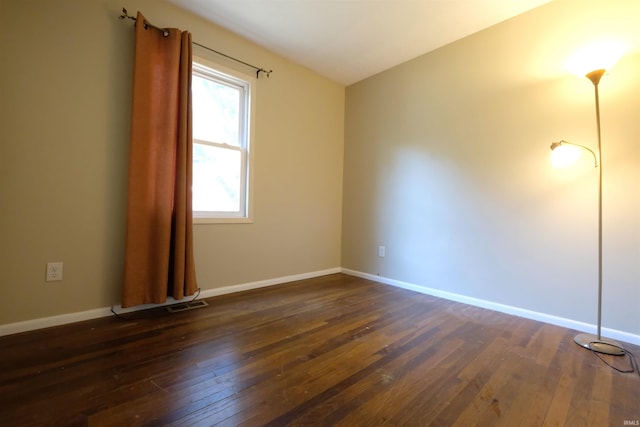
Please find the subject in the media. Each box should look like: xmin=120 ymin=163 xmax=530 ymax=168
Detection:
xmin=119 ymin=8 xmax=272 ymax=78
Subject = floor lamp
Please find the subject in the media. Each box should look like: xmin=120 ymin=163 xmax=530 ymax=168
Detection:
xmin=550 ymin=68 xmax=625 ymax=356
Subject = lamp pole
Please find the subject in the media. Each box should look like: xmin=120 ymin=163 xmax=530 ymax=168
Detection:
xmin=572 ymin=69 xmax=625 ymax=356
xmin=588 ymin=69 xmax=604 ymax=342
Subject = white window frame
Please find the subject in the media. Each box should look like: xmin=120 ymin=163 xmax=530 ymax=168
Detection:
xmin=192 ymin=57 xmax=256 ymax=224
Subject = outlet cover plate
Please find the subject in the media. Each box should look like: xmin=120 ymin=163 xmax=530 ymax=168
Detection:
xmin=46 ymin=262 xmax=63 ymax=282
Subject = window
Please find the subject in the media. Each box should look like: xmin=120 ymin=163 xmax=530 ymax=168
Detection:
xmin=192 ymin=58 xmax=255 ymax=223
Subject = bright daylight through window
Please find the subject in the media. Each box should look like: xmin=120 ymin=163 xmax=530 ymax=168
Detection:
xmin=191 ymin=59 xmax=254 ymax=222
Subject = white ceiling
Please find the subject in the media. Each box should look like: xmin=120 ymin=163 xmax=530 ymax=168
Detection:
xmin=168 ymin=0 xmax=551 ymax=85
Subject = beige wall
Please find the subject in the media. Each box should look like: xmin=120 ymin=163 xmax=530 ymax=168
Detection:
xmin=0 ymin=0 xmax=344 ymax=324
xmin=2 ymin=0 xmax=638 ymax=340
xmin=343 ymin=0 xmax=640 ymax=337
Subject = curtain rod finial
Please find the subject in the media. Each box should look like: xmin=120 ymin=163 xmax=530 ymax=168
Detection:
xmin=120 ymin=7 xmax=135 ymax=21
xmin=257 ymin=69 xmax=272 ymax=78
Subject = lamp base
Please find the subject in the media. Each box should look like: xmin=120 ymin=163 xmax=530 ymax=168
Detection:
xmin=574 ymin=333 xmax=625 ymax=355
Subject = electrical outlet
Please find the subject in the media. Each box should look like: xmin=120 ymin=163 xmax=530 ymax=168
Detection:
xmin=378 ymin=246 xmax=386 ymax=258
xmin=46 ymin=262 xmax=63 ymax=282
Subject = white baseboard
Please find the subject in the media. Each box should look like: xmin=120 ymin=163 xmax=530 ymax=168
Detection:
xmin=0 ymin=307 xmax=115 ymax=338
xmin=195 ymin=267 xmax=342 ymax=301
xmin=5 ymin=266 xmax=638 ymax=347
xmin=0 ymin=267 xmax=341 ymax=337
xmin=341 ymin=268 xmax=640 ymax=347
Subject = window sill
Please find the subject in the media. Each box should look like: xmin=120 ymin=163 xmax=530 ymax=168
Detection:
xmin=193 ymin=217 xmax=253 ymax=225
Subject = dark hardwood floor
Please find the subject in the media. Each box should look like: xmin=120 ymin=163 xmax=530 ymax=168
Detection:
xmin=1 ymin=273 xmax=638 ymax=426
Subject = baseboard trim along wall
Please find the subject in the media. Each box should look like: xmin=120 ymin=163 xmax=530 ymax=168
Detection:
xmin=341 ymin=268 xmax=640 ymax=347
xmin=0 ymin=267 xmax=341 ymax=337
xmin=3 ymin=267 xmax=638 ymax=347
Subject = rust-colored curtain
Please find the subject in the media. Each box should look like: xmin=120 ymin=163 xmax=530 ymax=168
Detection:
xmin=122 ymin=12 xmax=197 ymax=308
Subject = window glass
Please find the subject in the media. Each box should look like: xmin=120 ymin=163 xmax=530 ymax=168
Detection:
xmin=193 ymin=143 xmax=241 ymax=212
xmin=192 ymin=75 xmax=241 ymax=147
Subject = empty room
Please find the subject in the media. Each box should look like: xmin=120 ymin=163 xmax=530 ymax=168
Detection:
xmin=1 ymin=0 xmax=639 ymax=425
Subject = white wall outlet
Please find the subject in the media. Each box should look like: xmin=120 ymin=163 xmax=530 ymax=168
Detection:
xmin=46 ymin=262 xmax=63 ymax=282
xmin=378 ymin=246 xmax=386 ymax=258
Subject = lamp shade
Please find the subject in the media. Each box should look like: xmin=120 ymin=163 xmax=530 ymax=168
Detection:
xmin=565 ymin=40 xmax=626 ymax=77
xmin=551 ymin=143 xmax=582 ymax=168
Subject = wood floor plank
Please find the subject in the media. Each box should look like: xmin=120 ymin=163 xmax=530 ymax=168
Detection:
xmin=331 ymin=337 xmax=466 ymax=426
xmin=1 ymin=273 xmax=638 ymax=426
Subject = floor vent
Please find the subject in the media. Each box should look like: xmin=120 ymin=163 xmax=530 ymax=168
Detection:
xmin=166 ymin=300 xmax=208 ymax=314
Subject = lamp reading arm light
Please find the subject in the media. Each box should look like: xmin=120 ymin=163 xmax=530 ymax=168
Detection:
xmin=550 ymin=140 xmax=598 ymax=168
